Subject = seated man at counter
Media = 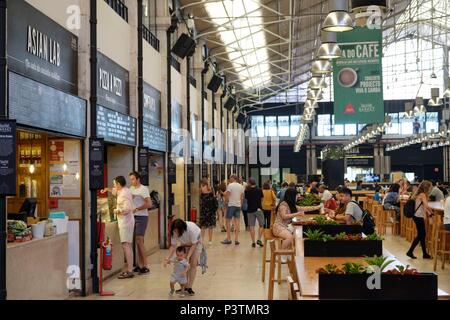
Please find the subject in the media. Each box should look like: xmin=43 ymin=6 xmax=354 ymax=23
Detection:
xmin=328 ymin=188 xmax=363 ymax=225
xmin=429 ymin=181 xmax=445 ymax=202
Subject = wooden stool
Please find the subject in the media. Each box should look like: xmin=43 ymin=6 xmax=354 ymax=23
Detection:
xmin=268 ymin=240 xmax=295 ymax=300
xmin=384 ymin=209 xmax=400 ymax=236
xmin=261 ymin=210 xmax=283 ymax=283
xmin=405 ymin=217 xmax=416 ymax=242
xmin=287 ymin=275 xmax=299 ymax=300
xmin=373 ymin=205 xmax=384 ymax=235
xmin=433 ymin=224 xmax=450 ymax=271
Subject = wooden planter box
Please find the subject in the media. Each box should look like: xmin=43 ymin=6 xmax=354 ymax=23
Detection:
xmin=304 ymin=240 xmax=382 ymax=257
xmin=303 ymin=224 xmax=363 ymax=236
xmin=319 ymin=273 xmax=438 ymax=300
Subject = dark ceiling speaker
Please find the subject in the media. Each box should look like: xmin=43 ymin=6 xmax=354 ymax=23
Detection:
xmin=236 ymin=113 xmax=246 ymax=124
xmin=172 ymin=33 xmax=196 ymax=59
xmin=351 ymin=0 xmax=387 ymax=11
xmin=224 ymin=97 xmax=236 ymax=110
xmin=207 ymin=74 xmax=223 ymax=93
xmin=168 ymin=16 xmax=179 ymax=33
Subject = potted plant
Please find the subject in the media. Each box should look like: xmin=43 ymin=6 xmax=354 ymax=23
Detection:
xmin=316 ymin=257 xmax=438 ymax=300
xmin=321 ymin=145 xmax=345 ymax=190
xmin=301 ymin=216 xmax=363 ymax=235
xmin=303 ymin=230 xmax=383 ymax=257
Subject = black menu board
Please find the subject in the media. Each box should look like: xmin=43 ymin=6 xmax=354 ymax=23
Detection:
xmin=89 ymin=138 xmax=104 ymax=190
xmin=143 ymin=82 xmax=161 ymax=127
xmin=186 ymin=164 xmax=194 ymax=183
xmin=143 ymin=122 xmax=167 ymax=152
xmin=138 ymin=147 xmax=149 ymax=186
xmin=0 ymin=120 xmax=17 ymax=196
xmin=97 ymin=105 xmax=136 ymax=146
xmin=168 ymin=159 xmax=177 ymax=184
xmin=9 ymin=72 xmax=86 ymax=137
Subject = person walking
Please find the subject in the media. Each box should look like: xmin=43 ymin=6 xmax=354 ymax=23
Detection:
xmin=262 ymin=182 xmax=276 ymax=229
xmin=277 ymin=182 xmax=289 ymax=201
xmin=164 ymin=219 xmax=202 ymax=296
xmin=221 ymin=175 xmax=244 ymax=245
xmin=239 ymin=176 xmax=249 ymax=231
xmin=216 ymin=181 xmax=227 ymax=233
xmin=129 ymin=171 xmax=152 ymax=274
xmin=101 ymin=176 xmax=135 ymax=279
xmin=244 ymin=178 xmax=264 ymax=248
xmin=199 ymin=178 xmax=218 ymax=245
xmin=407 ymin=180 xmax=433 ymax=259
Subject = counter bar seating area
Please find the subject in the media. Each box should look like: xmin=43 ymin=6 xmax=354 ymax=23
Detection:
xmin=1 ymin=0 xmax=450 ymax=307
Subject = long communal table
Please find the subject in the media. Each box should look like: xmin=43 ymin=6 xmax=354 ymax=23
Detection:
xmin=293 ymin=225 xmax=449 ymax=299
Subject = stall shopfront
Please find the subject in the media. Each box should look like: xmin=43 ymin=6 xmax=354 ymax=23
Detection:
xmin=95 ymin=51 xmax=137 ymax=279
xmin=4 ymin=0 xmax=86 ymax=299
xmin=142 ymin=82 xmax=166 ymax=252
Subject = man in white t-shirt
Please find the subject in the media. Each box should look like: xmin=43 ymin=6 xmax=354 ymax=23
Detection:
xmin=221 ymin=175 xmax=244 ymax=245
xmin=129 ymin=171 xmax=152 ymax=274
xmin=319 ymin=185 xmax=333 ymax=202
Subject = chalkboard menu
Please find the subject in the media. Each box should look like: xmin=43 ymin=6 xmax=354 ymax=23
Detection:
xmin=0 ymin=120 xmax=17 ymax=196
xmin=346 ymin=157 xmax=374 ymax=167
xmin=168 ymin=159 xmax=177 ymax=184
xmin=9 ymin=72 xmax=87 ymax=137
xmin=187 ymin=164 xmax=194 ymax=183
xmin=97 ymin=52 xmax=130 ymax=115
xmin=7 ymin=0 xmax=78 ymax=95
xmin=202 ymin=164 xmax=208 ymax=179
xmin=138 ymin=147 xmax=149 ymax=186
xmin=97 ymin=105 xmax=136 ymax=146
xmin=143 ymin=82 xmax=161 ymax=127
xmin=143 ymin=122 xmax=167 ymax=153
xmin=89 ymin=138 xmax=104 ymax=190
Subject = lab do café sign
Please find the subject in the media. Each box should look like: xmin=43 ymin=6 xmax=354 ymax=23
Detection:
xmin=333 ymin=27 xmax=384 ymax=125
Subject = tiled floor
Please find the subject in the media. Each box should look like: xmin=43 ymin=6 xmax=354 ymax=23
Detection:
xmin=82 ymin=226 xmax=450 ymax=300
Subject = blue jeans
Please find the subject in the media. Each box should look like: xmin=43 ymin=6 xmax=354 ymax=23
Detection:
xmin=445 ymin=224 xmax=450 ymax=231
xmin=226 ymin=206 xmax=241 ymax=220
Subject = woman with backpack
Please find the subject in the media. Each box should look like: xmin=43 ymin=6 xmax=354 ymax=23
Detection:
xmin=199 ymin=178 xmax=218 ymax=245
xmin=406 ymin=180 xmax=433 ymax=259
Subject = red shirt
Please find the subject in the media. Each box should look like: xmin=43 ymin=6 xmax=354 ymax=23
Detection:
xmin=324 ymin=198 xmax=338 ymax=211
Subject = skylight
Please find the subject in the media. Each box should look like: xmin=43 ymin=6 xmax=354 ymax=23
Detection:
xmin=205 ymin=0 xmax=271 ymax=89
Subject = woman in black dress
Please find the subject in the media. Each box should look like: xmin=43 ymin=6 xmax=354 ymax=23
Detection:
xmin=200 ymin=178 xmax=218 ymax=245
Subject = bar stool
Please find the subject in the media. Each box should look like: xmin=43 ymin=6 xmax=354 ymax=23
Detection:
xmin=261 ymin=210 xmax=283 ymax=283
xmin=384 ymin=209 xmax=400 ymax=236
xmin=373 ymin=204 xmax=385 ymax=235
xmin=433 ymin=223 xmax=450 ymax=270
xmin=287 ymin=275 xmax=299 ymax=300
xmin=268 ymin=240 xmax=295 ymax=300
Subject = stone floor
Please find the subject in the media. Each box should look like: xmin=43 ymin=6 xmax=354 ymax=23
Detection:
xmin=82 ymin=225 xmax=450 ymax=300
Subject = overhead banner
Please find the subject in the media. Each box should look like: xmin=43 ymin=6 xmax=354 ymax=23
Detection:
xmin=333 ymin=27 xmax=384 ymax=124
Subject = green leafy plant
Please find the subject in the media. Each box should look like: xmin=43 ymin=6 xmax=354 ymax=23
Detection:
xmin=364 ymin=233 xmax=384 ymax=241
xmin=384 ymin=265 xmax=419 ymax=275
xmin=364 ymin=255 xmax=395 ymax=273
xmin=304 ymin=229 xmax=325 ymax=241
xmin=322 ymin=234 xmax=335 ymax=242
xmin=322 ymin=145 xmax=345 ymax=160
xmin=313 ymin=216 xmax=339 ymax=225
xmin=342 ymin=262 xmax=367 ymax=274
xmin=297 ymin=194 xmax=321 ymax=206
xmin=334 ymin=232 xmax=349 ymax=240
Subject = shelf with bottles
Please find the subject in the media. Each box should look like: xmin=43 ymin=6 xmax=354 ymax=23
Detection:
xmin=18 ymin=131 xmax=44 ymax=169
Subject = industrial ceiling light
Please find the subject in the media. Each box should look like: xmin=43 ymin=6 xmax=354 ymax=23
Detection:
xmin=414 ymin=97 xmax=426 ymax=113
xmin=421 ymin=143 xmax=426 ymax=151
xmin=427 ymin=88 xmax=442 ymax=107
xmin=322 ymin=0 xmax=354 ymax=32
xmin=305 ymin=99 xmax=319 ymax=109
xmin=311 ymin=59 xmax=332 ymax=74
xmin=316 ymin=31 xmax=342 ymax=59
xmin=307 ymin=88 xmax=323 ymax=100
xmin=404 ymin=102 xmax=414 ymax=118
xmin=432 ymin=141 xmax=438 ymax=149
xmin=308 ymin=74 xmax=326 ymax=89
xmin=444 ymin=78 xmax=450 ymax=98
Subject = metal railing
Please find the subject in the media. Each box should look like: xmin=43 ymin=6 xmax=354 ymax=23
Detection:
xmin=142 ymin=25 xmax=160 ymax=52
xmin=104 ymin=0 xmax=128 ymax=22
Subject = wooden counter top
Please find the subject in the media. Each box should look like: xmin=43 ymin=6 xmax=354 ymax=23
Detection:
xmin=7 ymin=232 xmax=68 ymax=250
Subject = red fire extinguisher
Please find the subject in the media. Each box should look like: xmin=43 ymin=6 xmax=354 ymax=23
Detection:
xmin=102 ymin=237 xmax=112 ymax=271
xmin=190 ymin=207 xmax=197 ymax=223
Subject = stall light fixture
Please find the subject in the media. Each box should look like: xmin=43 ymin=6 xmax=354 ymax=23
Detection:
xmin=414 ymin=97 xmax=426 ymax=113
xmin=443 ymin=78 xmax=450 ymax=98
xmin=421 ymin=143 xmax=426 ymax=151
xmin=322 ymin=0 xmax=354 ymax=32
xmin=428 ymin=88 xmax=442 ymax=107
xmin=311 ymin=59 xmax=332 ymax=74
xmin=316 ymin=31 xmax=342 ymax=59
xmin=432 ymin=141 xmax=438 ymax=148
xmin=29 ymin=164 xmax=35 ymax=174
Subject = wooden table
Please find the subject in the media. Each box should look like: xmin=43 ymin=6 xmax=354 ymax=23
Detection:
xmin=293 ymin=225 xmax=449 ymax=299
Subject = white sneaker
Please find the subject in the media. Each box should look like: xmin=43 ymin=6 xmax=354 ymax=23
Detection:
xmin=208 ymin=241 xmax=212 ymax=245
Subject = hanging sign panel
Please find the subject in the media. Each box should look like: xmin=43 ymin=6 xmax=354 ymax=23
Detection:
xmin=0 ymin=120 xmax=17 ymax=196
xmin=333 ymin=27 xmax=384 ymax=124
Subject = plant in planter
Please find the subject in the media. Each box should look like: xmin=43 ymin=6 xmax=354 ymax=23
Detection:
xmin=385 ymin=265 xmax=420 ymax=275
xmin=322 ymin=234 xmax=335 ymax=242
xmin=304 ymin=229 xmax=325 ymax=241
xmin=342 ymin=262 xmax=367 ymax=274
xmin=364 ymin=255 xmax=395 ymax=273
xmin=313 ymin=216 xmax=338 ymax=225
xmin=364 ymin=233 xmax=384 ymax=241
xmin=297 ymin=194 xmax=321 ymax=206
xmin=322 ymin=145 xmax=345 ymax=161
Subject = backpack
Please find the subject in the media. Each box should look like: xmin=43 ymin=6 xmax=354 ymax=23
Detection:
xmin=150 ymin=191 xmax=160 ymax=209
xmin=351 ymin=201 xmax=375 ymax=235
xmin=404 ymin=199 xmax=421 ymax=218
